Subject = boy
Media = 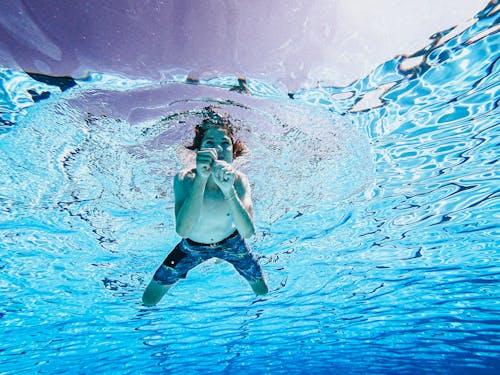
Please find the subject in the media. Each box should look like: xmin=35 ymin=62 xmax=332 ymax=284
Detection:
xmin=142 ymin=107 xmax=269 ymax=306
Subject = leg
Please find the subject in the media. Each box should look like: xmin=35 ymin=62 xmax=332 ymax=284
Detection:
xmin=142 ymin=280 xmax=173 ymax=306
xmin=222 ymin=237 xmax=269 ymax=296
xmin=249 ymin=278 xmax=269 ymax=296
xmin=142 ymin=243 xmax=198 ymax=306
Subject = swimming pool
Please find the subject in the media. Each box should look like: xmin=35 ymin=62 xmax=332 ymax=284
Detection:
xmin=0 ymin=2 xmax=499 ymax=374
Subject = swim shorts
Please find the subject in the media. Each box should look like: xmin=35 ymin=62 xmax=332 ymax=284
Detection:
xmin=153 ymin=231 xmax=265 ymax=286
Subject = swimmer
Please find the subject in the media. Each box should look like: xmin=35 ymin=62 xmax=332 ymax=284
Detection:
xmin=142 ymin=107 xmax=269 ymax=306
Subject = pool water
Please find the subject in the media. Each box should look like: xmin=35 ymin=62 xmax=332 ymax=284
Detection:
xmin=0 ymin=3 xmax=499 ymax=375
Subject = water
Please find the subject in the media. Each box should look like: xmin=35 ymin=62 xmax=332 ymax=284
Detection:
xmin=0 ymin=3 xmax=499 ymax=375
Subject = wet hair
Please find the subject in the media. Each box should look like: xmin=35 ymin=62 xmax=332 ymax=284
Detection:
xmin=186 ymin=106 xmax=247 ymax=158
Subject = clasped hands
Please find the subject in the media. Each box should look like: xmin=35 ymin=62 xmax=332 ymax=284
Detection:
xmin=196 ymin=148 xmax=236 ymax=193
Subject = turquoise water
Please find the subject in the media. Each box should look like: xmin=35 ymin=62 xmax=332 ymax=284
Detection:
xmin=1 ymin=3 xmax=499 ymax=375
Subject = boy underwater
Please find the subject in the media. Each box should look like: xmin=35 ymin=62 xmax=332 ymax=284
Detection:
xmin=142 ymin=107 xmax=269 ymax=306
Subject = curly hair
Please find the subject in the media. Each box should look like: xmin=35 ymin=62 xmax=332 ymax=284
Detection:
xmin=186 ymin=106 xmax=247 ymax=158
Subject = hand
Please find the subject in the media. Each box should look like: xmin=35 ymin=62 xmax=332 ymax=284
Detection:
xmin=212 ymin=160 xmax=236 ymax=195
xmin=196 ymin=148 xmax=217 ymax=179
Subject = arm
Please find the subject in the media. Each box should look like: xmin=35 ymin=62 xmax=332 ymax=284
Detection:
xmin=174 ymin=149 xmax=216 ymax=238
xmin=174 ymin=172 xmax=208 ymax=238
xmin=142 ymin=280 xmax=173 ymax=306
xmin=226 ymin=176 xmax=256 ymax=238
xmin=213 ymin=163 xmax=256 ymax=238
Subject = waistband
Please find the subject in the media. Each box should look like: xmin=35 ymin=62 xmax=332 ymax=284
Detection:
xmin=185 ymin=230 xmax=239 ymax=247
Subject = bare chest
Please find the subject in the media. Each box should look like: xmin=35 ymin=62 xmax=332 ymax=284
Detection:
xmin=187 ymin=188 xmax=234 ymax=243
xmin=201 ymin=189 xmax=229 ymax=216
xmin=196 ymin=188 xmax=231 ymax=226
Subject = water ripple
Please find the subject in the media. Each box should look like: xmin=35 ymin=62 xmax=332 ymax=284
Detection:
xmin=1 ymin=2 xmax=500 ymax=374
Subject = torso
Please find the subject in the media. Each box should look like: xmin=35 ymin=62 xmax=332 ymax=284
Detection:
xmin=177 ymin=169 xmax=242 ymax=244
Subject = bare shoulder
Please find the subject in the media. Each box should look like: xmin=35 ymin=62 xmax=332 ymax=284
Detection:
xmin=174 ymin=168 xmax=196 ymax=192
xmin=175 ymin=168 xmax=196 ymax=183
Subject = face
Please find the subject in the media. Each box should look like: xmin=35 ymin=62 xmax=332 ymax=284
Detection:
xmin=200 ymin=128 xmax=234 ymax=163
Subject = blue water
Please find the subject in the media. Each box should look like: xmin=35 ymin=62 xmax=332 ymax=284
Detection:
xmin=1 ymin=3 xmax=499 ymax=375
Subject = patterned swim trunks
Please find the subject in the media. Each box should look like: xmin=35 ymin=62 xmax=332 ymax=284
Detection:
xmin=153 ymin=231 xmax=265 ymax=286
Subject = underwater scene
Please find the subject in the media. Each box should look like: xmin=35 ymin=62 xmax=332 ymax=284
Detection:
xmin=0 ymin=2 xmax=499 ymax=374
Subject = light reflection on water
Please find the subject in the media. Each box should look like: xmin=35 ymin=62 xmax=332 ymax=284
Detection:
xmin=0 ymin=2 xmax=499 ymax=374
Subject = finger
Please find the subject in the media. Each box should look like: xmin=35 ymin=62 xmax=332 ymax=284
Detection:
xmin=221 ymin=165 xmax=232 ymax=175
xmin=225 ymin=171 xmax=235 ymax=182
xmin=197 ymin=154 xmax=216 ymax=164
xmin=196 ymin=155 xmax=212 ymax=165
xmin=213 ymin=161 xmax=226 ymax=172
xmin=199 ymin=148 xmax=218 ymax=160
xmin=212 ymin=159 xmax=224 ymax=166
xmin=216 ymin=166 xmax=225 ymax=181
xmin=197 ymin=157 xmax=213 ymax=166
xmin=209 ymin=163 xmax=220 ymax=179
xmin=200 ymin=164 xmax=211 ymax=174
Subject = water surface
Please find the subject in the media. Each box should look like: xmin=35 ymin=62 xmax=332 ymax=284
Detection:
xmin=0 ymin=2 xmax=499 ymax=374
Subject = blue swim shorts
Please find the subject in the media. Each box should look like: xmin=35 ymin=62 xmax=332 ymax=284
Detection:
xmin=153 ymin=231 xmax=265 ymax=286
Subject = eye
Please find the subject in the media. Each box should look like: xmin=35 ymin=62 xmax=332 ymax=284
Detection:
xmin=221 ymin=141 xmax=231 ymax=148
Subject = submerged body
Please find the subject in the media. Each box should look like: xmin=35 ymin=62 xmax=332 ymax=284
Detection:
xmin=174 ymin=165 xmax=254 ymax=244
xmin=142 ymin=120 xmax=268 ymax=306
